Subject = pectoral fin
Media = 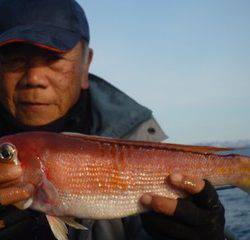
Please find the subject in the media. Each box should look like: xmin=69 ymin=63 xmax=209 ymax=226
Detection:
xmin=36 ymin=177 xmax=60 ymax=209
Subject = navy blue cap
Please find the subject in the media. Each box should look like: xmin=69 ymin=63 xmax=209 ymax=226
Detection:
xmin=0 ymin=0 xmax=90 ymax=52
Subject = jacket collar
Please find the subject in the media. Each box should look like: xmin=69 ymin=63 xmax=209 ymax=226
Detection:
xmin=89 ymin=73 xmax=152 ymax=138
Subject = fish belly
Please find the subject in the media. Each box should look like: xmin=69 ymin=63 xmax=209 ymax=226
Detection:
xmin=56 ymin=184 xmax=182 ymax=219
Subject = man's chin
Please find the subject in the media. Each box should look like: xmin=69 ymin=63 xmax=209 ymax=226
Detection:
xmin=16 ymin=113 xmax=61 ymax=127
xmin=17 ymin=118 xmax=56 ymax=127
xmin=14 ymin=105 xmax=62 ymax=126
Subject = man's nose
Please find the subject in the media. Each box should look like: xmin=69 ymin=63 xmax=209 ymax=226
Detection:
xmin=20 ymin=60 xmax=49 ymax=89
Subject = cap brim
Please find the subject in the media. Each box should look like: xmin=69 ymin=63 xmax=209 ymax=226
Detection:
xmin=0 ymin=24 xmax=82 ymax=52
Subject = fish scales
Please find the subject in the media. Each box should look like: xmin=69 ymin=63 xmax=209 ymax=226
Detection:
xmin=26 ymin=133 xmax=240 ymax=218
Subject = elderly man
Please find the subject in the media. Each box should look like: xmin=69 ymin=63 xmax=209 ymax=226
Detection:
xmin=0 ymin=0 xmax=226 ymax=239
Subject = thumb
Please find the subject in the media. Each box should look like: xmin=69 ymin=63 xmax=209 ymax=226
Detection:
xmin=140 ymin=194 xmax=178 ymax=216
xmin=169 ymin=173 xmax=205 ymax=194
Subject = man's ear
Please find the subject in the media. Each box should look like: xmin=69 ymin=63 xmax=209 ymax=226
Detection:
xmin=81 ymin=48 xmax=93 ymax=89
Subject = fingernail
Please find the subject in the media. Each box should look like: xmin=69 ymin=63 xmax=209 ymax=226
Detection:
xmin=140 ymin=194 xmax=152 ymax=205
xmin=170 ymin=173 xmax=183 ymax=183
xmin=184 ymin=180 xmax=196 ymax=189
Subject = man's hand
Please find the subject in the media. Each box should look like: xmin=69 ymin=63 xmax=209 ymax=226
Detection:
xmin=0 ymin=163 xmax=33 ymax=234
xmin=140 ymin=173 xmax=225 ymax=240
xmin=0 ymin=163 xmax=34 ymax=207
xmin=0 ymin=163 xmax=55 ymax=240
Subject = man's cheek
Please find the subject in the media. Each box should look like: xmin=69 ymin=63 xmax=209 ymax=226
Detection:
xmin=0 ymin=78 xmax=15 ymax=109
xmin=53 ymin=75 xmax=81 ymax=98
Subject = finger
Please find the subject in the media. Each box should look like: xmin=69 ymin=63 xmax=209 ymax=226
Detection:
xmin=169 ymin=174 xmax=221 ymax=210
xmin=0 ymin=184 xmax=34 ymax=205
xmin=0 ymin=178 xmax=22 ymax=188
xmin=141 ymin=211 xmax=198 ymax=240
xmin=0 ymin=164 xmax=22 ymax=183
xmin=169 ymin=173 xmax=205 ymax=194
xmin=140 ymin=194 xmax=177 ymax=216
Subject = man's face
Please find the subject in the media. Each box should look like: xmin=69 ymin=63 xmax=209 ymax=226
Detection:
xmin=0 ymin=41 xmax=92 ymax=126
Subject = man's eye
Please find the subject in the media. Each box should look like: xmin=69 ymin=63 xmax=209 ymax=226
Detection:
xmin=0 ymin=57 xmax=27 ymax=71
xmin=5 ymin=57 xmax=26 ymax=63
xmin=46 ymin=54 xmax=64 ymax=64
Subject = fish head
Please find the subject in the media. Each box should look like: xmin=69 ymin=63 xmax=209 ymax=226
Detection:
xmin=0 ymin=132 xmax=63 ymax=215
xmin=0 ymin=132 xmax=46 ymax=186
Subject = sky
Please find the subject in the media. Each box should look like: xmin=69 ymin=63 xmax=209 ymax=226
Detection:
xmin=77 ymin=0 xmax=250 ymax=144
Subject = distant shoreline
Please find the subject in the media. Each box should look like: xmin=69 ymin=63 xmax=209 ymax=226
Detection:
xmin=195 ymin=140 xmax=250 ymax=148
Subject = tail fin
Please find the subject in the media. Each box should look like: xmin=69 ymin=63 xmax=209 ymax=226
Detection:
xmin=234 ymin=155 xmax=250 ymax=194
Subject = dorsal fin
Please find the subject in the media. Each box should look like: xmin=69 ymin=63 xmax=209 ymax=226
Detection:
xmin=162 ymin=143 xmax=234 ymax=153
xmin=61 ymin=132 xmax=234 ymax=154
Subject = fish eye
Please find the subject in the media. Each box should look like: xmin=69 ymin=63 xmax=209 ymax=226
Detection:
xmin=0 ymin=143 xmax=16 ymax=162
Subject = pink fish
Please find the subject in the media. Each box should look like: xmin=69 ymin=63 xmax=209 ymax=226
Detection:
xmin=0 ymin=132 xmax=249 ymax=240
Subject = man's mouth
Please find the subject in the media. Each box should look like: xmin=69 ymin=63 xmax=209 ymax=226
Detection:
xmin=19 ymin=101 xmax=50 ymax=106
xmin=17 ymin=101 xmax=52 ymax=112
